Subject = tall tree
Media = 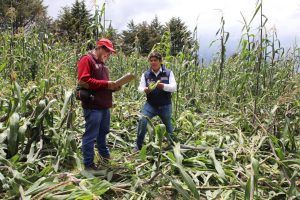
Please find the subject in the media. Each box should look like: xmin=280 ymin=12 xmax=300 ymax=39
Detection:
xmin=148 ymin=16 xmax=164 ymax=52
xmin=137 ymin=21 xmax=151 ymax=56
xmin=167 ymin=17 xmax=192 ymax=56
xmin=71 ymin=0 xmax=91 ymax=37
xmin=121 ymin=20 xmax=138 ymax=55
xmin=0 ymin=0 xmax=47 ymax=32
xmin=121 ymin=17 xmax=164 ymax=56
xmin=56 ymin=0 xmax=91 ymax=41
xmin=57 ymin=7 xmax=73 ymax=36
xmin=120 ymin=17 xmax=194 ymax=56
xmin=105 ymin=23 xmax=119 ymax=47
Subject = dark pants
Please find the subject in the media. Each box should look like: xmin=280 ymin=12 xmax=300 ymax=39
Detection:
xmin=136 ymin=102 xmax=173 ymax=149
xmin=82 ymin=108 xmax=110 ymax=167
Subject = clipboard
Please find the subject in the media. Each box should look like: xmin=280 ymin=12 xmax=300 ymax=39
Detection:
xmin=115 ymin=73 xmax=135 ymax=86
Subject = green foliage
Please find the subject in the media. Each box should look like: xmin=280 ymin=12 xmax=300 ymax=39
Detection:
xmin=148 ymin=16 xmax=165 ymax=52
xmin=104 ymin=23 xmax=119 ymax=47
xmin=121 ymin=20 xmax=139 ymax=55
xmin=120 ymin=16 xmax=194 ymax=56
xmin=56 ymin=0 xmax=92 ymax=41
xmin=167 ymin=17 xmax=194 ymax=56
xmin=137 ymin=21 xmax=152 ymax=56
xmin=7 ymin=112 xmax=20 ymax=157
xmin=0 ymin=0 xmax=47 ymax=32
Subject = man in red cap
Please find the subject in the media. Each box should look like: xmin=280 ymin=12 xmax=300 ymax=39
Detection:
xmin=77 ymin=38 xmax=119 ymax=170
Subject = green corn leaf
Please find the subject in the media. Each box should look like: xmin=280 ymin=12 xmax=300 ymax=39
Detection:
xmin=209 ymin=149 xmax=225 ymax=179
xmin=178 ymin=166 xmax=200 ymax=199
xmin=8 ymin=112 xmax=20 ymax=157
xmin=155 ymin=124 xmax=166 ymax=146
xmin=35 ymin=99 xmax=56 ymax=127
xmin=165 ymin=151 xmax=176 ymax=163
xmin=164 ymin=174 xmax=191 ymax=200
xmin=252 ymin=158 xmax=259 ymax=177
xmin=225 ymin=32 xmax=230 ymax=44
xmin=262 ymin=15 xmax=268 ymax=27
xmin=13 ymin=81 xmax=22 ymax=112
xmin=60 ymin=90 xmax=73 ymax=119
xmin=0 ymin=62 xmax=7 ymax=73
xmin=172 ymin=145 xmax=199 ymax=199
xmin=244 ymin=176 xmax=252 ymax=200
xmin=0 ymin=128 xmax=8 ymax=143
xmin=0 ymin=172 xmax=5 ymax=184
xmin=0 ymin=155 xmax=12 ymax=167
xmin=281 ymin=159 xmax=300 ymax=166
xmin=240 ymin=12 xmax=249 ymax=32
xmin=173 ymin=143 xmax=183 ymax=165
xmin=249 ymin=3 xmax=261 ymax=26
xmin=140 ymin=145 xmax=147 ymax=161
xmin=18 ymin=121 xmax=29 ymax=146
xmin=252 ymin=158 xmax=259 ymax=196
xmin=25 ymin=177 xmax=47 ymax=196
xmin=24 ymin=85 xmax=37 ymax=102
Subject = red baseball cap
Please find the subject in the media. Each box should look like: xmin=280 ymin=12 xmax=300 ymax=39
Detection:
xmin=96 ymin=38 xmax=116 ymax=53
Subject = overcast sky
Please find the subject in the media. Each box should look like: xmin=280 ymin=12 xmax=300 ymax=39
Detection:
xmin=44 ymin=0 xmax=300 ymax=61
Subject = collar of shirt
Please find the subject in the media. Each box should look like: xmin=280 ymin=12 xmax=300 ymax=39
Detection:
xmin=90 ymin=51 xmax=105 ymax=64
xmin=151 ymin=67 xmax=162 ymax=77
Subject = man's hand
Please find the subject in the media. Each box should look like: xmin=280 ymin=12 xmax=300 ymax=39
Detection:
xmin=156 ymin=83 xmax=164 ymax=90
xmin=144 ymin=87 xmax=151 ymax=94
xmin=78 ymin=80 xmax=89 ymax=89
xmin=107 ymin=81 xmax=118 ymax=90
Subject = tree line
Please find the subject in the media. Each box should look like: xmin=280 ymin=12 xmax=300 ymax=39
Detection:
xmin=0 ymin=0 xmax=196 ymax=56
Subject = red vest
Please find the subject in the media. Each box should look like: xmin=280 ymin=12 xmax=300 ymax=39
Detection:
xmin=79 ymin=54 xmax=112 ymax=109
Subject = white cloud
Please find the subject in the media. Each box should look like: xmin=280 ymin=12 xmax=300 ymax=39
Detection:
xmin=44 ymin=0 xmax=300 ymax=60
xmin=44 ymin=0 xmax=300 ymax=38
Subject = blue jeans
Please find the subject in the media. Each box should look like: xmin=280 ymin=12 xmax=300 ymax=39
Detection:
xmin=82 ymin=108 xmax=110 ymax=167
xmin=136 ymin=102 xmax=173 ymax=149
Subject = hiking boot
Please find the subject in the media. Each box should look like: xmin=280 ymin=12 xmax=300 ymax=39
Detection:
xmin=166 ymin=135 xmax=178 ymax=146
xmin=85 ymin=163 xmax=98 ymax=170
xmin=98 ymin=155 xmax=111 ymax=167
xmin=132 ymin=146 xmax=140 ymax=153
